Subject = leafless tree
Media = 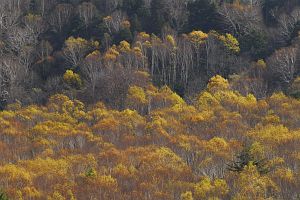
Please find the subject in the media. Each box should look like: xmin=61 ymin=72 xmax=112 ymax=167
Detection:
xmin=0 ymin=0 xmax=23 ymax=31
xmin=143 ymin=0 xmax=152 ymax=9
xmin=204 ymin=32 xmax=246 ymax=78
xmin=0 ymin=55 xmax=29 ymax=101
xmin=230 ymin=74 xmax=268 ymax=99
xmin=24 ymin=14 xmax=46 ymax=44
xmin=6 ymin=27 xmax=34 ymax=53
xmin=45 ymin=76 xmax=63 ymax=95
xmin=0 ymin=61 xmax=9 ymax=102
xmin=49 ymin=3 xmax=74 ymax=32
xmin=248 ymin=77 xmax=268 ymax=99
xmin=103 ymin=11 xmax=127 ymax=34
xmin=101 ymin=33 xmax=112 ymax=51
xmin=19 ymin=46 xmax=36 ymax=73
xmin=278 ymin=7 xmax=300 ymax=44
xmin=35 ymin=0 xmax=57 ymax=16
xmin=36 ymin=40 xmax=53 ymax=61
xmin=177 ymin=36 xmax=194 ymax=88
xmin=78 ymin=2 xmax=98 ymax=28
xmin=166 ymin=0 xmax=188 ymax=32
xmin=218 ymin=2 xmax=263 ymax=36
xmin=240 ymin=0 xmax=263 ymax=7
xmin=103 ymin=0 xmax=123 ymax=13
xmin=82 ymin=52 xmax=105 ymax=100
xmin=267 ymin=47 xmax=297 ymax=85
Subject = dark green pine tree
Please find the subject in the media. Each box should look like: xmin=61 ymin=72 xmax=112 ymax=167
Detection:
xmin=227 ymin=146 xmax=270 ymax=175
xmin=85 ymin=167 xmax=96 ymax=178
xmin=0 ymin=191 xmax=8 ymax=200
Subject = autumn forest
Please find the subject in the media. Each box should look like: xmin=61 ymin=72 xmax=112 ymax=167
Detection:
xmin=0 ymin=0 xmax=300 ymax=199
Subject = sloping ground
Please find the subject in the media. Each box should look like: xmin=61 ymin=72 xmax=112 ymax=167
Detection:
xmin=0 ymin=75 xmax=299 ymax=199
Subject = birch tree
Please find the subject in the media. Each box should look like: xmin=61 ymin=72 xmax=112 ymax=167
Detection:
xmin=267 ymin=47 xmax=297 ymax=85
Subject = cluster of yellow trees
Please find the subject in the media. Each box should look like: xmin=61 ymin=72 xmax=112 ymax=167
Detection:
xmin=62 ymin=30 xmax=241 ymax=103
xmin=0 ymin=74 xmax=299 ymax=199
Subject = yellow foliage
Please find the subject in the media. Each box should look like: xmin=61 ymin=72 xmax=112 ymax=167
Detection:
xmin=32 ymin=120 xmax=83 ymax=136
xmin=197 ymin=91 xmax=220 ymax=110
xmin=248 ymin=124 xmax=293 ymax=146
xmin=20 ymin=158 xmax=69 ymax=178
xmin=22 ymin=187 xmax=41 ymax=199
xmin=273 ymin=168 xmax=295 ymax=183
xmin=121 ymin=20 xmax=131 ymax=29
xmin=93 ymin=117 xmax=120 ymax=132
xmin=181 ymin=191 xmax=194 ymax=200
xmin=86 ymin=50 xmax=101 ymax=59
xmin=67 ymin=190 xmax=76 ymax=200
xmin=207 ymin=75 xmax=230 ymax=92
xmin=63 ymin=70 xmax=82 ymax=87
xmin=7 ymin=101 xmax=22 ymax=111
xmin=188 ymin=30 xmax=208 ymax=44
xmin=47 ymin=191 xmax=66 ymax=200
xmin=94 ymin=175 xmax=118 ymax=191
xmin=143 ymin=40 xmax=152 ymax=47
xmin=155 ymin=147 xmax=183 ymax=163
xmin=104 ymin=45 xmax=120 ymax=61
xmin=194 ymin=177 xmax=214 ymax=199
xmin=119 ymin=40 xmax=131 ymax=52
xmin=249 ymin=142 xmax=265 ymax=159
xmin=138 ymin=32 xmax=151 ymax=41
xmin=166 ymin=35 xmax=176 ymax=47
xmin=158 ymin=86 xmax=185 ymax=106
xmin=0 ymin=70 xmax=299 ymax=199
xmin=189 ymin=110 xmax=214 ymax=123
xmin=133 ymin=46 xmax=143 ymax=57
xmin=218 ymin=33 xmax=240 ymax=53
xmin=103 ymin=16 xmax=112 ymax=22
xmin=232 ymin=163 xmax=278 ymax=200
xmin=127 ymin=86 xmax=148 ymax=105
xmin=194 ymin=177 xmax=228 ymax=199
xmin=65 ymin=36 xmax=89 ymax=49
xmin=0 ymin=164 xmax=32 ymax=185
xmin=264 ymin=112 xmax=281 ymax=124
xmin=112 ymin=164 xmax=136 ymax=178
xmin=256 ymin=59 xmax=267 ymax=69
xmin=207 ymin=137 xmax=229 ymax=153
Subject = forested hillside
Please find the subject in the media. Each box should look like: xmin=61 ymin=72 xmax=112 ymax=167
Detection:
xmin=0 ymin=0 xmax=300 ymax=199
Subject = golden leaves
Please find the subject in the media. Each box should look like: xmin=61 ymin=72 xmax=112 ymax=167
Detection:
xmin=0 ymin=164 xmax=32 ymax=185
xmin=127 ymin=86 xmax=148 ymax=105
xmin=118 ymin=40 xmax=131 ymax=53
xmin=0 ymin=71 xmax=300 ymax=199
xmin=194 ymin=177 xmax=229 ymax=199
xmin=63 ymin=70 xmax=82 ymax=88
xmin=232 ymin=163 xmax=278 ymax=200
xmin=166 ymin=35 xmax=176 ymax=47
xmin=207 ymin=75 xmax=230 ymax=92
xmin=188 ymin=30 xmax=208 ymax=44
xmin=64 ymin=37 xmax=89 ymax=50
xmin=104 ymin=45 xmax=120 ymax=61
xmin=218 ymin=33 xmax=240 ymax=53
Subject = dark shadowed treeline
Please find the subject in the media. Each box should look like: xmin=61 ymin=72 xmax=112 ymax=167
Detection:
xmin=0 ymin=0 xmax=300 ymax=109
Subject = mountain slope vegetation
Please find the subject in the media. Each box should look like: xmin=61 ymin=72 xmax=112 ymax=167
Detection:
xmin=0 ymin=0 xmax=299 ymax=199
